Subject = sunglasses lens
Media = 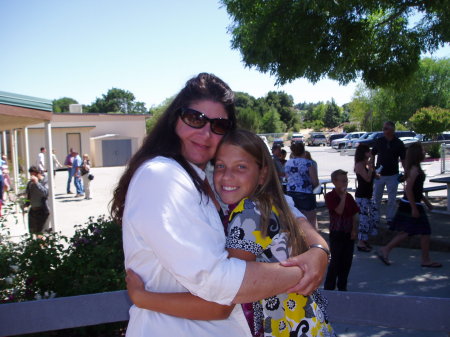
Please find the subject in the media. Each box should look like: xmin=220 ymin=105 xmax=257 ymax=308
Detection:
xmin=211 ymin=119 xmax=231 ymax=135
xmin=181 ymin=109 xmax=207 ymax=129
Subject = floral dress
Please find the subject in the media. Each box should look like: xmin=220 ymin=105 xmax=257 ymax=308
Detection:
xmin=226 ymin=198 xmax=336 ymax=337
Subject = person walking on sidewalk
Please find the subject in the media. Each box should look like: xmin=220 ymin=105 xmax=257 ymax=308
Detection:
xmin=377 ymin=143 xmax=442 ymax=268
xmin=72 ymin=151 xmax=84 ymax=197
xmin=64 ymin=148 xmax=74 ymax=194
xmin=372 ymin=121 xmax=405 ymax=227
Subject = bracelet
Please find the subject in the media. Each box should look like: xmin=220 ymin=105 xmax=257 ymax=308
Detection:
xmin=309 ymin=244 xmax=331 ymax=262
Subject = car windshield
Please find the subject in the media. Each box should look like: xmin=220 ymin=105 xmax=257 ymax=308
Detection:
xmin=360 ymin=132 xmax=372 ymax=139
xmin=316 ymin=135 xmax=325 ymax=139
xmin=368 ymin=132 xmax=381 ymax=139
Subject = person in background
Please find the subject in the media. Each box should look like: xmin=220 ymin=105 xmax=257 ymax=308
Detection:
xmin=0 ymin=155 xmax=4 ymax=216
xmin=81 ymin=154 xmax=92 ymax=200
xmin=26 ymin=166 xmax=49 ymax=235
xmin=285 ymin=142 xmax=319 ymax=229
xmin=377 ymin=143 xmax=441 ymax=268
xmin=64 ymin=148 xmax=74 ymax=194
xmin=280 ymin=149 xmax=287 ymax=166
xmin=1 ymin=155 xmax=11 ymax=203
xmin=72 ymin=151 xmax=84 ymax=197
xmin=324 ymin=169 xmax=359 ymax=291
xmin=52 ymin=149 xmax=62 ymax=176
xmin=372 ymin=121 xmax=405 ymax=227
xmin=354 ymin=144 xmax=378 ymax=252
xmin=36 ymin=147 xmax=47 ymax=173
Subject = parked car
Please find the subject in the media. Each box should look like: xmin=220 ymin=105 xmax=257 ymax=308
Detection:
xmin=306 ymin=133 xmax=327 ymax=146
xmin=272 ymin=138 xmax=285 ymax=148
xmin=327 ymin=133 xmax=346 ymax=146
xmin=354 ymin=130 xmax=417 ymax=148
xmin=291 ymin=133 xmax=304 ymax=144
xmin=331 ymin=132 xmax=366 ymax=149
xmin=347 ymin=132 xmax=373 ymax=149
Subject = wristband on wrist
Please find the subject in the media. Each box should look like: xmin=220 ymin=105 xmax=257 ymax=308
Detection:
xmin=309 ymin=244 xmax=331 ymax=262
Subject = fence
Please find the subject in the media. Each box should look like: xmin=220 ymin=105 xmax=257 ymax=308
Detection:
xmin=0 ymin=290 xmax=449 ymax=336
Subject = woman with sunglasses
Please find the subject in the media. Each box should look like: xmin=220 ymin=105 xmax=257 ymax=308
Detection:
xmin=111 ymin=73 xmax=329 ymax=336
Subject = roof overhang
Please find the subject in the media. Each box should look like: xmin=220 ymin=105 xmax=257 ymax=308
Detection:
xmin=0 ymin=91 xmax=53 ymax=131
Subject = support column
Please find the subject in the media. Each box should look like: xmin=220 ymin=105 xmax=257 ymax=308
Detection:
xmin=44 ymin=122 xmax=56 ymax=231
xmin=23 ymin=127 xmax=30 ymax=180
xmin=10 ymin=130 xmax=19 ymax=195
xmin=1 ymin=131 xmax=7 ymax=156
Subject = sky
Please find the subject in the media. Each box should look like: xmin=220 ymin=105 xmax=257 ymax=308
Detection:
xmin=1 ymin=0 xmax=449 ymax=109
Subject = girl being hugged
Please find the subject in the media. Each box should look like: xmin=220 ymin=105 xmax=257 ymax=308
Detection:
xmin=377 ymin=142 xmax=441 ymax=267
xmin=353 ymin=144 xmax=378 ymax=252
xmin=127 ymin=129 xmax=335 ymax=337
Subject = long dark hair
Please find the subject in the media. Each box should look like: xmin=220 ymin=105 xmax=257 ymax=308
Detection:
xmin=354 ymin=144 xmax=370 ymax=163
xmin=110 ymin=73 xmax=237 ymax=225
xmin=220 ymin=129 xmax=307 ymax=256
xmin=405 ymin=142 xmax=425 ymax=177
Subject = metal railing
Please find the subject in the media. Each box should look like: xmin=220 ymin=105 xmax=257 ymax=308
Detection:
xmin=0 ymin=290 xmax=449 ymax=336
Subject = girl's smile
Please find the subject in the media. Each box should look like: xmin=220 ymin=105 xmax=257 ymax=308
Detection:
xmin=214 ymin=144 xmax=267 ymax=205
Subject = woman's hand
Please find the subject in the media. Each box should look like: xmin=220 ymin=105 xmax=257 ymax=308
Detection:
xmin=411 ymin=207 xmax=420 ymax=218
xmin=126 ymin=269 xmax=146 ymax=306
xmin=280 ymin=248 xmax=328 ymax=295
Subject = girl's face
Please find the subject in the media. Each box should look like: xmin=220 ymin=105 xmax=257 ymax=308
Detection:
xmin=214 ymin=143 xmax=267 ymax=205
xmin=175 ymin=100 xmax=227 ymax=169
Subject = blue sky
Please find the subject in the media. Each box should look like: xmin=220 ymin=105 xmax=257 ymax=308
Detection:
xmin=1 ymin=0 xmax=448 ymax=108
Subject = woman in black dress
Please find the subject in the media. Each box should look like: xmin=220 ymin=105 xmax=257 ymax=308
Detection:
xmin=377 ymin=142 xmax=441 ymax=267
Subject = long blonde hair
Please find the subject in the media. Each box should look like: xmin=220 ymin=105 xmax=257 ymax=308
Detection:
xmin=220 ymin=129 xmax=307 ymax=255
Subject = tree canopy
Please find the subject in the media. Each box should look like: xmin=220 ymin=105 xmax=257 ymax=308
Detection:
xmin=222 ymin=0 xmax=449 ymax=88
xmin=52 ymin=97 xmax=78 ymax=113
xmin=86 ymin=88 xmax=148 ymax=114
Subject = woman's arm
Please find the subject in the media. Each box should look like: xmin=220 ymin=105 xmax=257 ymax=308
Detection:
xmin=125 ymin=247 xmax=258 ymax=320
xmin=280 ymin=217 xmax=329 ymax=295
xmin=405 ymin=166 xmax=419 ymax=218
xmin=309 ymin=164 xmax=319 ymax=188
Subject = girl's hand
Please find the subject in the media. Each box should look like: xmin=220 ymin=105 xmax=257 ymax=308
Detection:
xmin=411 ymin=208 xmax=420 ymax=218
xmin=126 ymin=269 xmax=146 ymax=305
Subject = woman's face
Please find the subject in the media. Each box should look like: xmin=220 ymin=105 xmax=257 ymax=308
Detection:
xmin=175 ymin=100 xmax=228 ymax=169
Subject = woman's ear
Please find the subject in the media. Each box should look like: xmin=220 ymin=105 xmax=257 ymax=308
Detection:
xmin=258 ymin=166 xmax=269 ymax=185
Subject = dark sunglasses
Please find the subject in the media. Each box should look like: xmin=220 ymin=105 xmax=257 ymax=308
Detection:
xmin=179 ymin=107 xmax=232 ymax=135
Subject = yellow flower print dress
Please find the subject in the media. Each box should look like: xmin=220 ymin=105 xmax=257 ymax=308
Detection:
xmin=226 ymin=198 xmax=336 ymax=337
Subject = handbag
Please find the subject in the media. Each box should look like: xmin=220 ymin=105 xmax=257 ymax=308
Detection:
xmin=88 ymin=174 xmax=94 ymax=181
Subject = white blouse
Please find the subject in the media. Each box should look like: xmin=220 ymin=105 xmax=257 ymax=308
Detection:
xmin=123 ymin=156 xmax=251 ymax=337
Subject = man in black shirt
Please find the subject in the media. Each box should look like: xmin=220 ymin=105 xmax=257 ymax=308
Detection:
xmin=372 ymin=122 xmax=406 ymax=226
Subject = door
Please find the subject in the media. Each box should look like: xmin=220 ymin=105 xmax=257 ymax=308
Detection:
xmin=102 ymin=139 xmax=131 ymax=167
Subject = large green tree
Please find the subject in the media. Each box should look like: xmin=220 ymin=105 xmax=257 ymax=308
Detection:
xmin=87 ymin=88 xmax=148 ymax=114
xmin=222 ymin=0 xmax=449 ymax=87
xmin=409 ymin=106 xmax=450 ymax=139
xmin=349 ymin=57 xmax=450 ymax=130
xmin=52 ymin=97 xmax=78 ymax=113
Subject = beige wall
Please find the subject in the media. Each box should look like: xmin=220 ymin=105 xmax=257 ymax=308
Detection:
xmin=22 ymin=113 xmax=148 ymax=168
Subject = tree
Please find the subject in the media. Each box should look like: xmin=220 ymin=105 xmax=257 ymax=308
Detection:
xmin=261 ymin=107 xmax=285 ymax=133
xmin=222 ymin=0 xmax=449 ymax=87
xmin=52 ymin=97 xmax=78 ymax=113
xmin=236 ymin=107 xmax=261 ymax=132
xmin=146 ymin=97 xmax=174 ymax=133
xmin=323 ymin=100 xmax=341 ymax=128
xmin=87 ymin=88 xmax=148 ymax=114
xmin=409 ymin=106 xmax=450 ymax=139
xmin=349 ymin=58 xmax=450 ymax=130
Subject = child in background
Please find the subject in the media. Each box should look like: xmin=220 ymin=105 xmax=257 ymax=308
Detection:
xmin=324 ymin=169 xmax=359 ymax=291
xmin=354 ymin=144 xmax=378 ymax=252
xmin=126 ymin=129 xmax=335 ymax=337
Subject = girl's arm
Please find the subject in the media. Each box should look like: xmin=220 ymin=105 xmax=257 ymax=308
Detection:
xmin=422 ymin=195 xmax=433 ymax=211
xmin=125 ymin=248 xmax=259 ymax=320
xmin=405 ymin=166 xmax=420 ymax=218
xmin=126 ymin=269 xmax=234 ymax=320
